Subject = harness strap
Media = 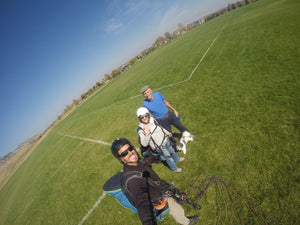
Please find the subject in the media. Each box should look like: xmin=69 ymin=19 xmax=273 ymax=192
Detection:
xmin=152 ymin=120 xmax=168 ymax=149
xmin=154 ymin=197 xmax=168 ymax=209
xmin=138 ymin=119 xmax=170 ymax=159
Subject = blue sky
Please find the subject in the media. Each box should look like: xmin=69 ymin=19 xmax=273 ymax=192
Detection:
xmin=0 ymin=0 xmax=235 ymax=157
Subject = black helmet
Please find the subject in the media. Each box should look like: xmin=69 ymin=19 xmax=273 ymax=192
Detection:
xmin=111 ymin=138 xmax=136 ymax=164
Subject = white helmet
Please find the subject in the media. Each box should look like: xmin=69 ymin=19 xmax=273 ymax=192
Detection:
xmin=136 ymin=107 xmax=149 ymax=117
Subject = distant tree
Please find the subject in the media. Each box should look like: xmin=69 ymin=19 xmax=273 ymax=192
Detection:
xmin=172 ymin=30 xmax=179 ymax=38
xmin=150 ymin=44 xmax=157 ymax=51
xmin=81 ymin=92 xmax=87 ymax=99
xmin=111 ymin=68 xmax=122 ymax=78
xmin=164 ymin=32 xmax=171 ymax=41
xmin=155 ymin=36 xmax=165 ymax=45
xmin=64 ymin=104 xmax=72 ymax=113
xmin=104 ymin=73 xmax=110 ymax=81
xmin=129 ymin=57 xmax=137 ymax=66
xmin=88 ymin=88 xmax=93 ymax=95
xmin=73 ymin=99 xmax=80 ymax=105
xmin=178 ymin=23 xmax=184 ymax=30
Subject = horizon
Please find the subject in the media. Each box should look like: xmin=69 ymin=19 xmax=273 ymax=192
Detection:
xmin=0 ymin=0 xmax=236 ymax=158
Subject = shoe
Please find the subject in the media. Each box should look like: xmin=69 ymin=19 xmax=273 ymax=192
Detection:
xmin=188 ymin=216 xmax=199 ymax=225
xmin=174 ymin=168 xmax=182 ymax=172
xmin=179 ymin=157 xmax=185 ymax=162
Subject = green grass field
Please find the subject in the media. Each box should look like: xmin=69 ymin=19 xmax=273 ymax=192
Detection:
xmin=0 ymin=0 xmax=299 ymax=224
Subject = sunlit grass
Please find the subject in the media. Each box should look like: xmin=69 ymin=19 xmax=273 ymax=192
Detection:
xmin=0 ymin=0 xmax=299 ymax=224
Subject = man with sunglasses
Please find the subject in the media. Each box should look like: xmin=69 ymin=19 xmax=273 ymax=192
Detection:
xmin=140 ymin=86 xmax=193 ymax=152
xmin=137 ymin=107 xmax=184 ymax=172
xmin=111 ymin=137 xmax=199 ymax=225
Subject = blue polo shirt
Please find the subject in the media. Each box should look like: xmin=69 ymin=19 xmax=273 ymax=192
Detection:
xmin=143 ymin=92 xmax=168 ymax=119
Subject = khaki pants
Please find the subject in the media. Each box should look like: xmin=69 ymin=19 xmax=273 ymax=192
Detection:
xmin=167 ymin=197 xmax=190 ymax=225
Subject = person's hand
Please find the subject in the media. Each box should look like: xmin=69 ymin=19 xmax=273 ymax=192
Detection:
xmin=168 ymin=133 xmax=172 ymax=137
xmin=143 ymin=124 xmax=151 ymax=135
xmin=174 ymin=110 xmax=179 ymax=117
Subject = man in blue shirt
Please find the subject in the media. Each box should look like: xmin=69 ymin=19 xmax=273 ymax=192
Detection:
xmin=141 ymin=86 xmax=193 ymax=151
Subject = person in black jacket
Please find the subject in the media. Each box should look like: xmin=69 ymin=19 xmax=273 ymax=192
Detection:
xmin=111 ymin=138 xmax=199 ymax=225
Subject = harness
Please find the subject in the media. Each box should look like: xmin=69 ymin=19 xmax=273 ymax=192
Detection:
xmin=121 ymin=171 xmax=170 ymax=219
xmin=123 ymin=171 xmax=201 ymax=212
xmin=103 ymin=171 xmax=201 ymax=221
xmin=137 ymin=119 xmax=170 ymax=159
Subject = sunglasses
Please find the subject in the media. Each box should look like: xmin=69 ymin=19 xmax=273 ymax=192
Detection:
xmin=119 ymin=146 xmax=135 ymax=158
xmin=140 ymin=114 xmax=149 ymax=120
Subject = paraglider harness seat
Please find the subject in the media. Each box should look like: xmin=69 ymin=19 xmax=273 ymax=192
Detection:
xmin=103 ymin=171 xmax=170 ymax=221
xmin=103 ymin=171 xmax=201 ymax=221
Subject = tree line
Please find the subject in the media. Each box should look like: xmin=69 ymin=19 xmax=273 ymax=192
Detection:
xmin=55 ymin=0 xmax=258 ymax=124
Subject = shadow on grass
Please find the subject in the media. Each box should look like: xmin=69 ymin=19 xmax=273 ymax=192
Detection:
xmin=185 ymin=174 xmax=269 ymax=225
